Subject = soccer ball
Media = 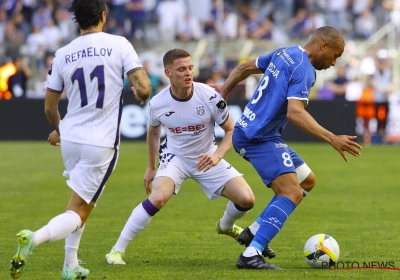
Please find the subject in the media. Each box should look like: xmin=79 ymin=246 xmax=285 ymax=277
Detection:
xmin=303 ymin=234 xmax=340 ymax=269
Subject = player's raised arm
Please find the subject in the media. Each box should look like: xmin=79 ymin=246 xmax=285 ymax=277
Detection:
xmin=128 ymin=68 xmax=151 ymax=104
xmin=287 ymin=99 xmax=362 ymax=162
xmin=220 ymin=59 xmax=262 ymax=100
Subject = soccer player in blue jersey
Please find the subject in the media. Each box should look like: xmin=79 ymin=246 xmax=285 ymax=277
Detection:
xmin=215 ymin=26 xmax=362 ymax=269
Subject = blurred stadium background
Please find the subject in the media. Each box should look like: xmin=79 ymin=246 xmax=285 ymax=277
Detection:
xmin=0 ymin=0 xmax=399 ymax=143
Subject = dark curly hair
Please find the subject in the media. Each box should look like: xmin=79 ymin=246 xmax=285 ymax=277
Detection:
xmin=69 ymin=0 xmax=106 ymax=30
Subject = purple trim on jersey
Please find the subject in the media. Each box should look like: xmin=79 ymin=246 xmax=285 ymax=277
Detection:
xmin=142 ymin=198 xmax=159 ymax=216
xmin=169 ymin=85 xmax=193 ymax=102
xmin=91 ymin=149 xmax=118 ymax=202
xmin=126 ymin=67 xmax=144 ymax=76
xmin=218 ymin=112 xmax=230 ymax=126
xmin=113 ymin=93 xmax=124 ymax=148
xmin=47 ymin=87 xmax=64 ymax=94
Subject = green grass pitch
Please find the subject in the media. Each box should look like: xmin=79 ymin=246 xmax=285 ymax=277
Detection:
xmin=0 ymin=141 xmax=399 ymax=279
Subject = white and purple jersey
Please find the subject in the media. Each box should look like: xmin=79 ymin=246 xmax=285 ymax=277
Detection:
xmin=235 ymin=46 xmax=316 ymax=141
xmin=47 ymin=32 xmax=143 ymax=148
xmin=148 ymin=82 xmax=229 ymax=163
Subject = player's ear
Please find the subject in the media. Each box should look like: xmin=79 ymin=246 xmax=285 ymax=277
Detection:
xmin=164 ymin=68 xmax=170 ymax=78
xmin=102 ymin=11 xmax=106 ymax=23
xmin=320 ymin=41 xmax=328 ymax=51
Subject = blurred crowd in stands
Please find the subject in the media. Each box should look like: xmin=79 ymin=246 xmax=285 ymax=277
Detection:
xmin=0 ymin=0 xmax=399 ymax=143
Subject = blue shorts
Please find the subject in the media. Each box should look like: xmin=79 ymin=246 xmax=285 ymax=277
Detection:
xmin=232 ymin=131 xmax=304 ymax=187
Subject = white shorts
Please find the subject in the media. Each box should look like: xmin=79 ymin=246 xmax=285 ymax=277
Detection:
xmin=155 ymin=154 xmax=242 ymax=200
xmin=61 ymin=140 xmax=119 ymax=204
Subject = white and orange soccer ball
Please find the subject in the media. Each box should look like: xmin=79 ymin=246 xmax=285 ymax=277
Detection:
xmin=304 ymin=234 xmax=340 ymax=269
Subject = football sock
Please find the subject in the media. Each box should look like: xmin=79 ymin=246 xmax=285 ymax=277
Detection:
xmin=34 ymin=210 xmax=82 ymax=246
xmin=243 ymin=246 xmax=262 ymax=257
xmin=114 ymin=200 xmax=157 ymax=253
xmin=65 ymin=224 xmax=85 ymax=270
xmin=255 ymin=194 xmax=277 ymax=225
xmin=254 ymin=190 xmax=307 ymax=230
xmin=219 ymin=201 xmax=251 ymax=230
xmin=248 ymin=222 xmax=260 ymax=235
xmin=249 ymin=196 xmax=296 ymax=253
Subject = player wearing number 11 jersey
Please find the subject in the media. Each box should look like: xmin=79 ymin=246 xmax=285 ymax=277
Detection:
xmin=9 ymin=0 xmax=151 ymax=279
xmin=215 ymin=26 xmax=362 ymax=269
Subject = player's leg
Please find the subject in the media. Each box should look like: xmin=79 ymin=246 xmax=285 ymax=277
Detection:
xmin=60 ymin=142 xmax=117 ymax=277
xmin=106 ymin=154 xmax=188 ymax=264
xmin=10 ymin=142 xmax=116 ymax=279
xmin=246 ymin=164 xmax=315 ymax=232
xmin=217 ymin=175 xmax=255 ymax=240
xmin=10 ymin=191 xmax=92 ymax=279
xmin=237 ymin=173 xmax=301 ymax=270
xmin=239 ymin=147 xmax=316 ymax=256
xmin=106 ymin=176 xmax=175 ymax=264
xmin=61 ymin=192 xmax=95 ymax=279
xmin=192 ymin=159 xmax=253 ymax=241
xmin=232 ymin=140 xmax=299 ymax=269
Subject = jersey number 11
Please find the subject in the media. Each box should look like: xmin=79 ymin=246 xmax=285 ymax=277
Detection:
xmin=71 ymin=65 xmax=105 ymax=108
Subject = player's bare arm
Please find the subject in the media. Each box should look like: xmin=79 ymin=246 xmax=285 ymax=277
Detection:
xmin=45 ymin=89 xmax=62 ymax=145
xmin=128 ymin=68 xmax=151 ymax=104
xmin=144 ymin=124 xmax=162 ymax=194
xmin=220 ymin=59 xmax=262 ymax=100
xmin=197 ymin=114 xmax=234 ymax=172
xmin=287 ymin=99 xmax=362 ymax=162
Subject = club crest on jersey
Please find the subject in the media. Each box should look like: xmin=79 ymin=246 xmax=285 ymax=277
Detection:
xmin=196 ymin=105 xmax=205 ymax=117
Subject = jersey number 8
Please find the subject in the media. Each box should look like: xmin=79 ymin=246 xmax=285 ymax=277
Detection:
xmin=251 ymin=76 xmax=269 ymax=104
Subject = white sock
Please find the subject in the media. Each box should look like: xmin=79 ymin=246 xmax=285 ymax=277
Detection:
xmin=64 ymin=224 xmax=85 ymax=270
xmin=243 ymin=246 xmax=262 ymax=257
xmin=219 ymin=201 xmax=248 ymax=230
xmin=34 ymin=210 xmax=82 ymax=247
xmin=248 ymin=222 xmax=260 ymax=235
xmin=113 ymin=204 xmax=152 ymax=253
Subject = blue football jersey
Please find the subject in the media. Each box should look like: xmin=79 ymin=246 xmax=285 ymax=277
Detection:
xmin=235 ymin=46 xmax=316 ymax=141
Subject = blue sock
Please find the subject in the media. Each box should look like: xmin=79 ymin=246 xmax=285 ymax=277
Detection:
xmin=255 ymin=194 xmax=277 ymax=224
xmin=250 ymin=196 xmax=296 ymax=252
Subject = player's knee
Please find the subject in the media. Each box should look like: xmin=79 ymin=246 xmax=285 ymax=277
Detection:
xmin=292 ymin=188 xmax=304 ymax=205
xmin=238 ymin=192 xmax=255 ymax=209
xmin=148 ymin=191 xmax=170 ymax=209
xmin=301 ymin=172 xmax=316 ymax=192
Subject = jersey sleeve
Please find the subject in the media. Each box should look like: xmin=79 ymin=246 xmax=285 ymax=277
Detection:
xmin=287 ymin=63 xmax=314 ymax=105
xmin=211 ymin=94 xmax=229 ymax=126
xmin=46 ymin=51 xmax=64 ymax=93
xmin=148 ymin=101 xmax=161 ymax=127
xmin=121 ymin=38 xmax=143 ymax=75
xmin=256 ymin=49 xmax=282 ymax=72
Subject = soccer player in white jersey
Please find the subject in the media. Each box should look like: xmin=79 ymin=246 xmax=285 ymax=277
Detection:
xmin=105 ymin=48 xmax=256 ymax=265
xmin=213 ymin=26 xmax=362 ymax=269
xmin=9 ymin=0 xmax=151 ymax=279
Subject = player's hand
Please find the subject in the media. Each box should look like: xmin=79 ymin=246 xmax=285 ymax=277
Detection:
xmin=330 ymin=135 xmax=362 ymax=162
xmin=131 ymin=86 xmax=146 ymax=106
xmin=144 ymin=168 xmax=156 ymax=195
xmin=48 ymin=130 xmax=60 ymax=146
xmin=197 ymin=153 xmax=221 ymax=172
